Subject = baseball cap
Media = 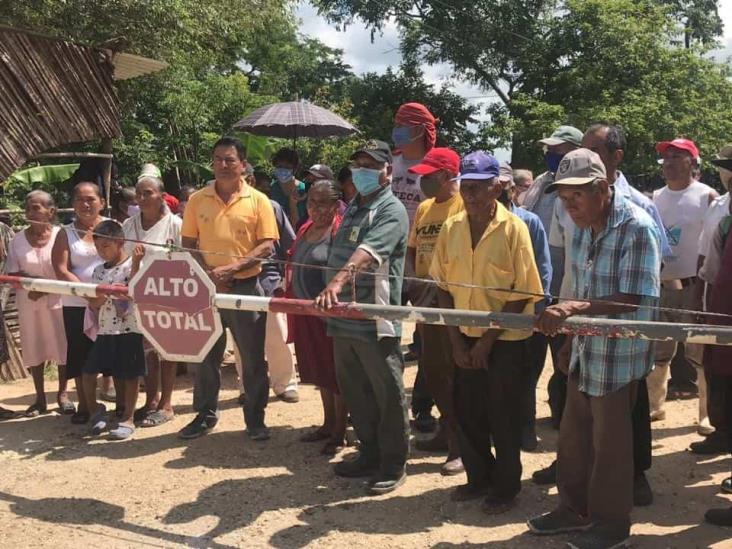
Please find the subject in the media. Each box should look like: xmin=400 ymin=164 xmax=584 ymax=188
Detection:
xmin=545 ymin=148 xmax=607 ymax=193
xmin=454 ymin=151 xmax=500 ymax=181
xmin=351 ymin=140 xmax=393 ymax=164
xmin=655 ymin=138 xmax=700 ymax=160
xmin=408 ymin=147 xmax=461 ymax=176
xmin=538 ymin=125 xmax=583 ymax=147
xmin=716 ymin=143 xmax=732 ymax=160
xmin=498 ymin=161 xmax=514 ymax=186
xmin=306 ymin=164 xmax=334 ymax=181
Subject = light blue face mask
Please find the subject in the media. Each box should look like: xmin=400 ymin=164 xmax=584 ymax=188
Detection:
xmin=351 ymin=167 xmax=383 ymax=195
xmin=274 ymin=167 xmax=294 ymax=183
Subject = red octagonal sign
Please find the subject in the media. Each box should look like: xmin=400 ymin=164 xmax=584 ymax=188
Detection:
xmin=129 ymin=252 xmax=223 ymax=362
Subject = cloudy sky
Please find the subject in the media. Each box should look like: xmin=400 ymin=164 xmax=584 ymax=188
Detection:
xmin=297 ymin=0 xmax=732 ymax=96
xmin=296 ymin=0 xmax=732 ymax=158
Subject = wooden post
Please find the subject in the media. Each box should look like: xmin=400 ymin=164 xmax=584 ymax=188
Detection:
xmin=100 ymin=138 xmax=113 ymax=214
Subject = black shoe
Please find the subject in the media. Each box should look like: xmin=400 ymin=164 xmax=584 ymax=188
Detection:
xmin=333 ymin=455 xmax=378 ymax=478
xmin=633 ymin=472 xmax=653 ymax=506
xmin=521 ymin=424 xmax=538 ymax=452
xmin=527 ymin=508 xmax=592 ymax=535
xmin=368 ymin=471 xmax=406 ymax=494
xmin=481 ymin=493 xmax=517 ymax=515
xmin=705 ymin=506 xmax=732 ymax=526
xmin=403 ymin=350 xmax=419 ymax=362
xmin=413 ymin=411 xmax=437 ymax=433
xmin=532 ymin=461 xmax=557 ymax=485
xmin=178 ymin=414 xmax=217 ymax=440
xmin=450 ymin=483 xmax=492 ymax=502
xmin=689 ymin=432 xmax=727 ymax=455
xmin=566 ymin=524 xmax=630 ymax=549
xmin=247 ymin=426 xmax=270 ymax=441
xmin=721 ymin=477 xmax=732 ymax=494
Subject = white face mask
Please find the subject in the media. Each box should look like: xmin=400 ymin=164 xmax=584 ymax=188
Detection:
xmin=126 ymin=204 xmax=141 ymax=216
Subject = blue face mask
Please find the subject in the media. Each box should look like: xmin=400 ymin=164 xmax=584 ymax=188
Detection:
xmin=274 ymin=167 xmax=294 ymax=183
xmin=392 ymin=126 xmax=418 ymax=147
xmin=545 ymin=151 xmax=564 ymax=173
xmin=351 ymin=168 xmax=383 ymax=196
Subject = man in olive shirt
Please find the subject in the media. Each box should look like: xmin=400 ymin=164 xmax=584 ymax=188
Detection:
xmin=316 ymin=140 xmax=410 ymax=495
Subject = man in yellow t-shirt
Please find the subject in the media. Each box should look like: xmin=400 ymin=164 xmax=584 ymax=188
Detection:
xmin=180 ymin=136 xmax=279 ymax=442
xmin=430 ymin=151 xmax=543 ymax=513
xmin=406 ymin=147 xmax=464 ymax=476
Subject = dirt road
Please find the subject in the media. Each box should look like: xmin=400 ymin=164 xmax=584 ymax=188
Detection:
xmin=0 ymin=352 xmax=730 ymax=548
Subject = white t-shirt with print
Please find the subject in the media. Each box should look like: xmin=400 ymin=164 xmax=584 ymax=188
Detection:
xmin=653 ymin=181 xmax=715 ymax=280
xmin=390 ymin=154 xmax=424 ymax=225
xmin=91 ymin=257 xmax=139 ymax=335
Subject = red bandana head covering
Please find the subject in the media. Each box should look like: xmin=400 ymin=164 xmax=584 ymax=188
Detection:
xmin=394 ymin=102 xmax=438 ymax=152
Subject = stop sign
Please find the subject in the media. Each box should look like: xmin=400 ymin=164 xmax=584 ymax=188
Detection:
xmin=129 ymin=252 xmax=223 ymax=362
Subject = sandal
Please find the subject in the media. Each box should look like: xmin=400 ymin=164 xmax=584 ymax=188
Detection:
xmin=0 ymin=407 xmax=16 ymax=420
xmin=133 ymin=407 xmax=152 ymax=423
xmin=321 ymin=439 xmax=345 ymax=456
xmin=24 ymin=403 xmax=48 ymax=418
xmin=300 ymin=428 xmax=331 ymax=443
xmin=71 ymin=410 xmax=90 ymax=424
xmin=57 ymin=400 xmax=76 ymax=415
xmin=140 ymin=410 xmax=174 ymax=428
xmin=109 ymin=422 xmax=135 ymax=440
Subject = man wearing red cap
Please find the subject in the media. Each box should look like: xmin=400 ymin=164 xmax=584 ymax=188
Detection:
xmin=406 ymin=147 xmax=465 ymax=476
xmin=649 ymin=138 xmax=718 ymax=427
xmin=392 ymin=102 xmax=439 ymax=432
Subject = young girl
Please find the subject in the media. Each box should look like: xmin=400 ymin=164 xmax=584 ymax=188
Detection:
xmin=83 ymin=220 xmax=145 ymax=440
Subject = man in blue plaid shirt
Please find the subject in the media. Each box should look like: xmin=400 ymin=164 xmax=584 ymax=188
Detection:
xmin=528 ymin=149 xmax=661 ymax=549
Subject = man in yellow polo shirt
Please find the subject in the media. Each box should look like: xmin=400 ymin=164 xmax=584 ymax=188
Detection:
xmin=430 ymin=150 xmax=543 ymax=514
xmin=406 ymin=147 xmax=465 ymax=476
xmin=180 ymin=136 xmax=279 ymax=441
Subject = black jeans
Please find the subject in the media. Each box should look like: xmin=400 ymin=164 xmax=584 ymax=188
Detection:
xmin=454 ymin=339 xmax=528 ymax=500
xmin=193 ymin=278 xmax=268 ymax=429
xmin=548 ymin=334 xmax=568 ymax=425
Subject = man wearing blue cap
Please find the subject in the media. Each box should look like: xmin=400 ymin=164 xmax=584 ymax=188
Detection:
xmin=430 ymin=151 xmax=544 ymax=513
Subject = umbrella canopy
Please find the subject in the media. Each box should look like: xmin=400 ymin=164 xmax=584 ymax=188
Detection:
xmin=233 ymin=101 xmax=358 ymax=139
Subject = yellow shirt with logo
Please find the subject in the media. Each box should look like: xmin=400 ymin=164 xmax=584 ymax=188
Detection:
xmin=408 ymin=194 xmax=465 ymax=277
xmin=181 ymin=181 xmax=279 ymax=279
xmin=429 ymin=202 xmax=543 ymax=340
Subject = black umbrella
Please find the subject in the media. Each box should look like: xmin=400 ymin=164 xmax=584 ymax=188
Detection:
xmin=233 ymin=101 xmax=358 ymax=142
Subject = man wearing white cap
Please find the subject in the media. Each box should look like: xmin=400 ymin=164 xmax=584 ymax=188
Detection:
xmin=528 ymin=149 xmax=661 ymax=549
xmin=690 ymin=144 xmax=732 ymax=455
xmin=649 ymin=138 xmax=718 ymax=427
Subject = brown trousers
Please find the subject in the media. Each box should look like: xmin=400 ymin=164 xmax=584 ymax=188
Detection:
xmin=558 ymin=374 xmax=638 ymax=532
xmin=418 ymin=323 xmax=459 ymax=458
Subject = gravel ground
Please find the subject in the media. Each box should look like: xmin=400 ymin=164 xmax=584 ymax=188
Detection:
xmin=0 ymin=335 xmax=731 ymax=548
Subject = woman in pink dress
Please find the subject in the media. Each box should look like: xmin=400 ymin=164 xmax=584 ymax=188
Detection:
xmin=6 ymin=191 xmax=71 ymax=416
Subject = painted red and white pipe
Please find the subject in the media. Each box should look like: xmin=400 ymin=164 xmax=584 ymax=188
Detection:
xmin=2 ymin=274 xmax=732 ymax=346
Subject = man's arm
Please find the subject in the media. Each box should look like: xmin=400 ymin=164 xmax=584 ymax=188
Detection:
xmin=315 ymin=248 xmax=375 ymax=309
xmin=536 ymin=292 xmax=642 ymax=336
xmin=437 ymin=288 xmax=473 ymax=369
xmin=211 ymin=239 xmax=275 ymax=281
xmin=470 ymin=298 xmax=529 ymax=369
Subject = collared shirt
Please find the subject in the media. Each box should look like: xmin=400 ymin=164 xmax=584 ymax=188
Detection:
xmin=549 ymin=173 xmax=667 ymax=298
xmin=408 ymin=193 xmax=464 ymax=277
xmin=326 ymin=186 xmax=409 ymax=341
xmin=614 ymin=172 xmax=671 ymax=258
xmin=181 ymin=181 xmax=279 ymax=279
xmin=699 ymin=193 xmax=730 ymax=259
xmin=511 ymin=204 xmax=552 ymax=310
xmin=429 ymin=202 xmax=544 ymax=340
xmin=523 ymin=171 xmax=558 ymax=234
xmin=569 ymin=193 xmax=661 ymax=397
